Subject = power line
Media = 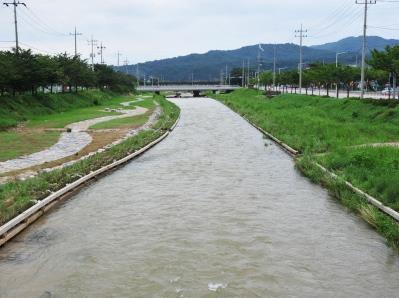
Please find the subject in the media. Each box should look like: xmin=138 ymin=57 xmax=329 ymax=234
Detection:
xmin=25 ymin=6 xmax=67 ymax=36
xmin=295 ymin=24 xmax=307 ymax=94
xmin=18 ymin=8 xmax=66 ymax=37
xmin=2 ymin=0 xmax=26 ymax=54
xmin=310 ymin=8 xmax=363 ymax=38
xmin=309 ymin=0 xmax=357 ymax=35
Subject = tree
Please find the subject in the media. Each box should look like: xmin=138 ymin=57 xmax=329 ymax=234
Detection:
xmin=259 ymin=71 xmax=273 ymax=88
xmin=368 ymin=45 xmax=399 ymax=99
xmin=340 ymin=66 xmax=360 ymax=98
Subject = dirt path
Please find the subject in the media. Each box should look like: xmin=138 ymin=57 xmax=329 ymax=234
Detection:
xmin=0 ymin=107 xmax=148 ymax=174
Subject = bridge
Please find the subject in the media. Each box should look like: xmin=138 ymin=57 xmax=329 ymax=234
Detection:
xmin=137 ymin=85 xmax=240 ymax=96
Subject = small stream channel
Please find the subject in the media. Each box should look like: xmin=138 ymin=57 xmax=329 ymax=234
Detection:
xmin=0 ymin=98 xmax=398 ymax=297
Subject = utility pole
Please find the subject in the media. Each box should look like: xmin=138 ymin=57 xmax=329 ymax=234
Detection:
xmin=97 ymin=42 xmax=106 ymax=64
xmin=336 ymin=52 xmax=347 ymax=97
xmin=116 ymin=52 xmax=122 ymax=67
xmin=242 ymin=60 xmax=245 ymax=87
xmin=136 ymin=64 xmax=140 ymax=86
xmin=247 ymin=59 xmax=250 ymax=87
xmin=3 ymin=0 xmax=26 ymax=54
xmin=123 ymin=59 xmax=129 ymax=74
xmin=88 ymin=36 xmax=98 ymax=70
xmin=295 ymin=24 xmax=307 ymax=94
xmin=273 ymin=45 xmax=277 ymax=89
xmin=356 ymin=0 xmax=376 ymax=99
xmin=225 ymin=65 xmax=228 ymax=85
xmin=69 ymin=27 xmax=82 ymax=56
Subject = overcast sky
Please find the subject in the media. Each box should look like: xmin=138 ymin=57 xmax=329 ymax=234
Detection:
xmin=0 ymin=0 xmax=398 ymax=65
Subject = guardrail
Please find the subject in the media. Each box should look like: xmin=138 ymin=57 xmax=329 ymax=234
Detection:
xmin=138 ymin=85 xmax=240 ymax=92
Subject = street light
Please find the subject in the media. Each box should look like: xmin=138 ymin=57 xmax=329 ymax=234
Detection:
xmin=336 ymin=52 xmax=347 ymax=97
xmin=336 ymin=52 xmax=347 ymax=67
xmin=278 ymin=67 xmax=288 ymax=74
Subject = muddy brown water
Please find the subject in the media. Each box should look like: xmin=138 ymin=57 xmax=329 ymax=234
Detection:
xmin=1 ymin=98 xmax=399 ymax=298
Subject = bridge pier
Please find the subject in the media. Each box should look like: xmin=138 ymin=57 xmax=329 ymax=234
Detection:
xmin=155 ymin=91 xmax=161 ymax=95
xmin=193 ymin=90 xmax=201 ymax=97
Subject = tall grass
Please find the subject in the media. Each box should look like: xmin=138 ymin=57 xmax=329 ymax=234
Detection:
xmin=317 ymin=146 xmax=399 ymax=211
xmin=213 ymin=89 xmax=399 ymax=153
xmin=212 ymin=89 xmax=399 ymax=247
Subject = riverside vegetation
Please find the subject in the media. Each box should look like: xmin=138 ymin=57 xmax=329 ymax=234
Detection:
xmin=0 ymin=90 xmax=147 ymax=162
xmin=212 ymin=88 xmax=399 ymax=247
xmin=0 ymin=93 xmax=180 ymax=225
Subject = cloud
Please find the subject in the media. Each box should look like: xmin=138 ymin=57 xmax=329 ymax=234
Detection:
xmin=0 ymin=0 xmax=397 ymax=64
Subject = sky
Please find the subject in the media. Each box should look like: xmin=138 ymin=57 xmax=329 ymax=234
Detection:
xmin=0 ymin=0 xmax=398 ymax=65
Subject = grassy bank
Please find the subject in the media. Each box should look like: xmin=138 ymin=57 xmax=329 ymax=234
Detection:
xmin=0 ymin=95 xmax=180 ymax=225
xmin=0 ymin=90 xmax=121 ymax=130
xmin=213 ymin=89 xmax=399 ymax=153
xmin=212 ymin=89 xmax=399 ymax=247
xmin=0 ymin=91 xmax=155 ymax=163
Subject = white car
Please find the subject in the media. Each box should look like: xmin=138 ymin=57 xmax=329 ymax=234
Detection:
xmin=382 ymin=88 xmax=394 ymax=95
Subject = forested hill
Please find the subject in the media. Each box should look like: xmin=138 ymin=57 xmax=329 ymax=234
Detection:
xmin=120 ymin=36 xmax=399 ymax=82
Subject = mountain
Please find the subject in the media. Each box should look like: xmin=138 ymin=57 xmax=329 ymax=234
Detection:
xmin=120 ymin=36 xmax=399 ymax=82
xmin=310 ymin=36 xmax=399 ymax=53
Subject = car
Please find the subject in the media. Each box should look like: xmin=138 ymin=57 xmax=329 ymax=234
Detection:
xmin=382 ymin=88 xmax=394 ymax=95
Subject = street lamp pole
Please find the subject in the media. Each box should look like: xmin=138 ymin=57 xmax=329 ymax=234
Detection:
xmin=336 ymin=52 xmax=347 ymax=97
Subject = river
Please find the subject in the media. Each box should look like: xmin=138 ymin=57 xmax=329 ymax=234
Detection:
xmin=0 ymin=97 xmax=398 ymax=297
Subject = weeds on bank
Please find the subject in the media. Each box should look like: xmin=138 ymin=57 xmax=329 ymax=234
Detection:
xmin=297 ymin=156 xmax=399 ymax=248
xmin=212 ymin=89 xmax=399 ymax=246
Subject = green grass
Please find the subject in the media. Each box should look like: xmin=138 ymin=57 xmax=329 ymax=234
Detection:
xmin=297 ymin=156 xmax=399 ymax=248
xmin=0 ymin=96 xmax=180 ymax=225
xmin=0 ymin=131 xmax=60 ymax=162
xmin=213 ymin=89 xmax=399 ymax=247
xmin=27 ymin=97 xmax=157 ymax=129
xmin=213 ymin=89 xmax=399 ymax=153
xmin=27 ymin=106 xmax=121 ymax=129
xmin=0 ymin=91 xmax=155 ymax=162
xmin=0 ymin=90 xmax=121 ymax=130
xmin=90 ymin=114 xmax=149 ymax=130
xmin=317 ymin=146 xmax=399 ymax=211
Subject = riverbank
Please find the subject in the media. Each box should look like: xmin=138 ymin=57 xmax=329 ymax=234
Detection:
xmin=212 ymin=89 xmax=399 ymax=247
xmin=0 ymin=90 xmax=136 ymax=162
xmin=0 ymin=96 xmax=180 ymax=226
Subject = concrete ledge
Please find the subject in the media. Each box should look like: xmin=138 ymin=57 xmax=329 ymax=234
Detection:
xmin=0 ymin=116 xmax=180 ymax=248
xmin=315 ymin=163 xmax=399 ymax=222
xmin=220 ymin=99 xmax=399 ymax=224
xmin=243 ymin=116 xmax=299 ymax=157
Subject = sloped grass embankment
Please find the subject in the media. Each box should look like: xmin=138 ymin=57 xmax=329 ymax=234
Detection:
xmin=213 ymin=89 xmax=399 ymax=247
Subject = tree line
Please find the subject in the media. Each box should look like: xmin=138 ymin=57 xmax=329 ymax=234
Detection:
xmin=0 ymin=49 xmax=137 ymax=96
xmin=236 ymin=45 xmax=398 ymax=99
